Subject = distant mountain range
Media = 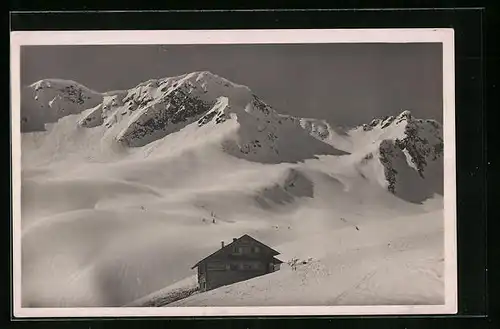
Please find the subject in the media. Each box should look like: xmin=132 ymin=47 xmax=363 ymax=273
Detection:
xmin=21 ymin=71 xmax=443 ymax=201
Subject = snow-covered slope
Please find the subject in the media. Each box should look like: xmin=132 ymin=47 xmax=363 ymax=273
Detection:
xmin=19 ymin=72 xmax=445 ymax=308
xmin=296 ymin=117 xmax=354 ymax=152
xmin=169 ymin=210 xmax=443 ymax=307
xmin=21 ymin=79 xmax=103 ymax=132
xmin=126 ymin=275 xmax=198 ymax=307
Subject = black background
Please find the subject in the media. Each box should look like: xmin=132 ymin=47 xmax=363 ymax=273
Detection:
xmin=6 ymin=4 xmax=498 ymax=329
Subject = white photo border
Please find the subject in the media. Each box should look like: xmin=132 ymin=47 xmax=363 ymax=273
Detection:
xmin=10 ymin=28 xmax=457 ymax=318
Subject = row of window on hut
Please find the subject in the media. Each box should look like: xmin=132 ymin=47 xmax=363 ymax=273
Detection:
xmin=222 ymin=241 xmax=261 ymax=254
xmin=207 ymin=260 xmax=263 ymax=271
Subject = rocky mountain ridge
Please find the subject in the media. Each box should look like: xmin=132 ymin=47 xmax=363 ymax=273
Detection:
xmin=21 ymin=72 xmax=443 ymax=200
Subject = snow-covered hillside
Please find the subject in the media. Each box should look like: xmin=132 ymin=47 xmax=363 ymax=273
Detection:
xmin=19 ymin=71 xmax=445 ymax=308
xmin=169 ymin=210 xmax=443 ymax=307
xmin=21 ymin=79 xmax=103 ymax=132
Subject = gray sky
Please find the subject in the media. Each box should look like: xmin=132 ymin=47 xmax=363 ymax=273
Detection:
xmin=21 ymin=43 xmax=443 ymax=126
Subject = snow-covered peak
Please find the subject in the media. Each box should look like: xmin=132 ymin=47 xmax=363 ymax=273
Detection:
xmin=359 ymin=110 xmax=406 ymax=132
xmin=340 ymin=110 xmax=443 ymax=203
xmin=30 ymin=78 xmax=93 ymax=91
xmin=21 ymin=79 xmax=103 ymax=132
xmin=81 ymin=71 xmax=253 ymax=146
xmin=397 ymin=109 xmax=412 ymax=120
xmin=181 ymin=70 xmax=246 ymax=88
xmin=126 ymin=71 xmax=250 ymax=100
xmin=348 ymin=109 xmax=440 ymax=148
xmin=73 ymin=71 xmax=347 ymax=163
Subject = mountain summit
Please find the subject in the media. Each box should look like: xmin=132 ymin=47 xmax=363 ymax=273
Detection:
xmin=80 ymin=71 xmax=251 ymax=145
xmin=21 ymin=72 xmax=442 ymax=200
xmin=75 ymin=71 xmax=347 ymax=163
xmin=339 ymin=110 xmax=443 ymax=203
xmin=21 ymin=79 xmax=103 ymax=132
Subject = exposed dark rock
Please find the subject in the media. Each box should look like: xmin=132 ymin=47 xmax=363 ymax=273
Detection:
xmin=369 ymin=118 xmax=381 ymax=127
xmin=215 ymin=112 xmax=228 ymax=124
xmin=381 ymin=116 xmax=395 ymax=128
xmin=197 ymin=111 xmax=218 ymax=126
xmin=59 ymin=85 xmax=90 ymax=105
xmin=251 ymin=95 xmax=271 ymax=115
xmin=117 ymin=86 xmax=214 ymax=147
xmin=379 ymin=140 xmax=399 ymax=193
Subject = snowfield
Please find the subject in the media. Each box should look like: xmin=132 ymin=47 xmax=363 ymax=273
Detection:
xmin=19 ymin=71 xmax=445 ymax=308
xmin=169 ymin=210 xmax=443 ymax=307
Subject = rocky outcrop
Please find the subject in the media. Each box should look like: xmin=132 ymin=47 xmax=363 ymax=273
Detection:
xmin=116 ymin=86 xmax=215 ymax=147
xmin=374 ymin=111 xmax=443 ymax=199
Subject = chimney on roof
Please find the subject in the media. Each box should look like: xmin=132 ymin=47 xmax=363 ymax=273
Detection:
xmin=221 ymin=241 xmax=225 ymax=249
xmin=233 ymin=238 xmax=237 ymax=242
